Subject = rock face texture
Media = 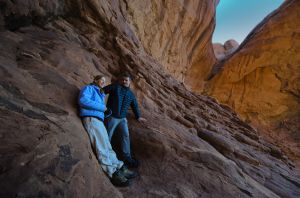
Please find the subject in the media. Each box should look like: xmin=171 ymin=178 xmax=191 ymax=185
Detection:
xmin=213 ymin=43 xmax=225 ymax=59
xmin=213 ymin=39 xmax=239 ymax=60
xmin=0 ymin=0 xmax=300 ymax=198
xmin=206 ymin=0 xmax=300 ymax=165
xmin=125 ymin=0 xmax=217 ymax=89
xmin=224 ymin=39 xmax=239 ymax=51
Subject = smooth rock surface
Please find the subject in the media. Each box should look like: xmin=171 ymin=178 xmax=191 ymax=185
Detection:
xmin=213 ymin=39 xmax=239 ymax=61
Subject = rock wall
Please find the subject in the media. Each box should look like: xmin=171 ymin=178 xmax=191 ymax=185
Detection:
xmin=0 ymin=0 xmax=299 ymax=197
xmin=125 ymin=0 xmax=217 ymax=87
xmin=213 ymin=39 xmax=239 ymax=60
xmin=206 ymin=0 xmax=300 ymax=165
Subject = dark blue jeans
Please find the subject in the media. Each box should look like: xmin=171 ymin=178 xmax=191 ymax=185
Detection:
xmin=106 ymin=117 xmax=131 ymax=159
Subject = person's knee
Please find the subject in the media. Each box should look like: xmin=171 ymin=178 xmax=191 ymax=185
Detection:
xmin=119 ymin=125 xmax=130 ymax=138
xmin=120 ymin=128 xmax=129 ymax=138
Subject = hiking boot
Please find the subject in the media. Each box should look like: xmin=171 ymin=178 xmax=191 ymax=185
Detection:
xmin=111 ymin=169 xmax=130 ymax=187
xmin=124 ymin=157 xmax=140 ymax=168
xmin=120 ymin=165 xmax=138 ymax=179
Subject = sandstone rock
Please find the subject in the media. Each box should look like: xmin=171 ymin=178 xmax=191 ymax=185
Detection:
xmin=224 ymin=40 xmax=239 ymax=57
xmin=224 ymin=39 xmax=239 ymax=51
xmin=125 ymin=0 xmax=217 ymax=88
xmin=206 ymin=0 xmax=300 ymax=165
xmin=213 ymin=43 xmax=226 ymax=60
xmin=213 ymin=39 xmax=239 ymax=61
xmin=0 ymin=0 xmax=299 ymax=197
xmin=197 ymin=129 xmax=235 ymax=155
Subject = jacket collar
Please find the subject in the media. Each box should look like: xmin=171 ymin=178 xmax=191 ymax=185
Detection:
xmin=117 ymin=83 xmax=130 ymax=90
xmin=90 ymin=83 xmax=104 ymax=93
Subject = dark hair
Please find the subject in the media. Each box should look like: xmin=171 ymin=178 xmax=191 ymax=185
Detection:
xmin=118 ymin=72 xmax=132 ymax=80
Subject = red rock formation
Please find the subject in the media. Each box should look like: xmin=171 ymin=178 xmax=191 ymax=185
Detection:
xmin=125 ymin=0 xmax=217 ymax=88
xmin=206 ymin=0 xmax=300 ymax=166
xmin=224 ymin=39 xmax=239 ymax=52
xmin=0 ymin=0 xmax=299 ymax=197
xmin=213 ymin=43 xmax=226 ymax=59
xmin=213 ymin=39 xmax=239 ymax=61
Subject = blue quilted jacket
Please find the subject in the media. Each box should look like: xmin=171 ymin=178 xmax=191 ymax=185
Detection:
xmin=78 ymin=84 xmax=106 ymax=121
xmin=103 ymin=84 xmax=140 ymax=119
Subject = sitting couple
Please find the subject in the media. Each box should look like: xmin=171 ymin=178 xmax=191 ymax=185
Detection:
xmin=78 ymin=72 xmax=146 ymax=187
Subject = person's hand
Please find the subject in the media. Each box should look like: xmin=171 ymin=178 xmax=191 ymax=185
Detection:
xmin=138 ymin=117 xmax=146 ymax=123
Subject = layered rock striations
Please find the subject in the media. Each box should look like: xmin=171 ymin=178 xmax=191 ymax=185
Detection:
xmin=206 ymin=0 xmax=300 ymax=165
xmin=0 ymin=0 xmax=299 ymax=197
xmin=125 ymin=0 xmax=217 ymax=89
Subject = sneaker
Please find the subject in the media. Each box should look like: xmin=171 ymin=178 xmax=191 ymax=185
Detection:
xmin=120 ymin=165 xmax=138 ymax=179
xmin=111 ymin=169 xmax=130 ymax=187
xmin=124 ymin=157 xmax=140 ymax=168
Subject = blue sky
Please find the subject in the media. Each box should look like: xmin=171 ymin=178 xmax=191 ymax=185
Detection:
xmin=212 ymin=0 xmax=284 ymax=44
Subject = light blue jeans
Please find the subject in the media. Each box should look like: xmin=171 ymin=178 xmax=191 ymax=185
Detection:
xmin=106 ymin=117 xmax=131 ymax=160
xmin=82 ymin=117 xmax=123 ymax=178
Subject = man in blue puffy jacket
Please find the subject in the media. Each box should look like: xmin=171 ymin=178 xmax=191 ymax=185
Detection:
xmin=104 ymin=72 xmax=146 ymax=168
xmin=78 ymin=75 xmax=138 ymax=187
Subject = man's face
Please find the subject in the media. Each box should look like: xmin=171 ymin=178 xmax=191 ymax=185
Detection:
xmin=96 ymin=77 xmax=106 ymax=88
xmin=120 ymin=77 xmax=130 ymax=87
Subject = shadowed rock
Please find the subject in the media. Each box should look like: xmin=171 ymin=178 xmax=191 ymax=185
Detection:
xmin=0 ymin=0 xmax=299 ymax=197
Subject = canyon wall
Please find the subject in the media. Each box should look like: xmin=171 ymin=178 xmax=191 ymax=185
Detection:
xmin=125 ymin=0 xmax=217 ymax=89
xmin=206 ymin=0 xmax=300 ymax=165
xmin=0 ymin=0 xmax=299 ymax=197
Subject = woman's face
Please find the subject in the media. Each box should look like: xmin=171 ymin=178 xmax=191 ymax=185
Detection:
xmin=96 ymin=77 xmax=106 ymax=88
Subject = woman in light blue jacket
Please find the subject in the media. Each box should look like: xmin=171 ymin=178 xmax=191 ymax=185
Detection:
xmin=78 ymin=75 xmax=137 ymax=187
